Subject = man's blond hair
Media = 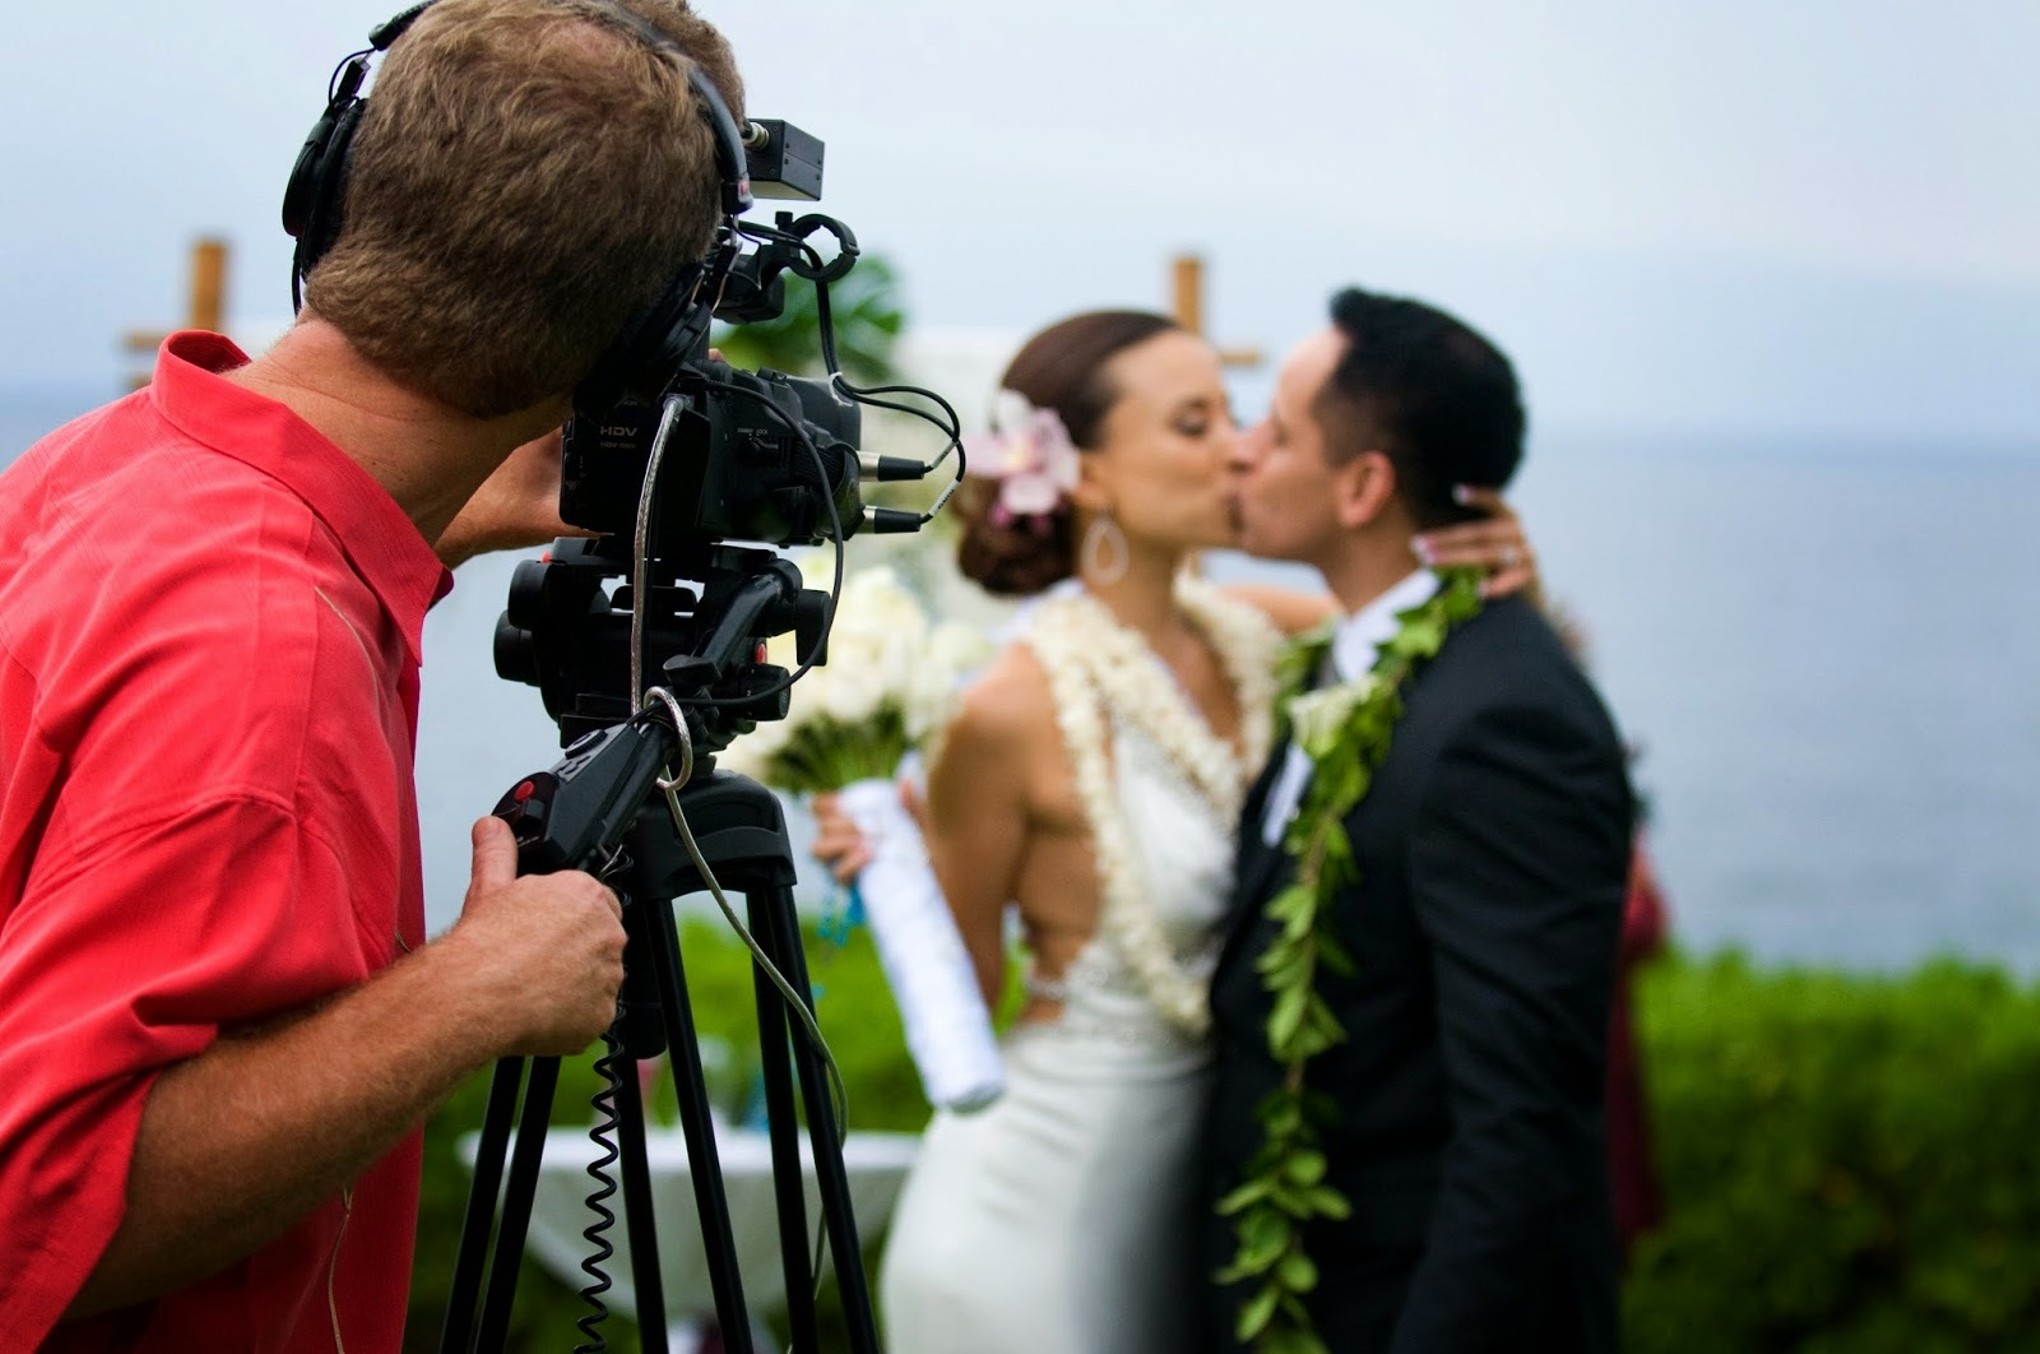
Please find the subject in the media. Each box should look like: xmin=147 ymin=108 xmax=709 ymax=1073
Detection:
xmin=306 ymin=0 xmax=744 ymax=418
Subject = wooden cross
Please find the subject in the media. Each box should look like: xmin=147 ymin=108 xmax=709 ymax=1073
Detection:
xmin=122 ymin=237 xmax=229 ymax=388
xmin=1169 ymin=254 xmax=1262 ymax=369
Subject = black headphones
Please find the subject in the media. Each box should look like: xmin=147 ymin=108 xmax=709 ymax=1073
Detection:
xmin=281 ymin=0 xmax=754 ymax=415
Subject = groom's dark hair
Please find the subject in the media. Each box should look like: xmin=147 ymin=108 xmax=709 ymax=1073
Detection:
xmin=1315 ymin=287 xmax=1525 ymax=528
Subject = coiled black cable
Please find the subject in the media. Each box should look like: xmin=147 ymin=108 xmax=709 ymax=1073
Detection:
xmin=575 ymin=1034 xmax=624 ymax=1353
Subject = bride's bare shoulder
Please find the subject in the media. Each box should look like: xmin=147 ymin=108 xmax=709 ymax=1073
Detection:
xmin=938 ymin=642 xmax=1056 ymax=767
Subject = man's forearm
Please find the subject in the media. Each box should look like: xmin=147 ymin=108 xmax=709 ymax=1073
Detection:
xmin=67 ymin=932 xmax=512 ymax=1318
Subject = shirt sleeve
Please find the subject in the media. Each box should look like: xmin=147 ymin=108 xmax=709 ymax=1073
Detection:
xmin=0 ymin=792 xmax=366 ymax=1344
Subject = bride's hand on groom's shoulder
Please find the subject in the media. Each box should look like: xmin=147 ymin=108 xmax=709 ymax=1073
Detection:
xmin=1414 ymin=486 xmax=1544 ymax=606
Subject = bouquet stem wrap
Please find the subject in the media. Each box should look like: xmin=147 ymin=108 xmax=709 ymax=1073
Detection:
xmin=836 ymin=776 xmax=1004 ymax=1114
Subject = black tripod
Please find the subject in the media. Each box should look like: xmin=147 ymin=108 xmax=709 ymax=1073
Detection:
xmin=438 ymin=750 xmax=882 ymax=1354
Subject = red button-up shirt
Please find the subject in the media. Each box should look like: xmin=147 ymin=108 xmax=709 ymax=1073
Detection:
xmin=0 ymin=333 xmax=453 ymax=1351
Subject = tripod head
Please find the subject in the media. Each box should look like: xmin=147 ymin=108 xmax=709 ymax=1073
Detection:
xmin=495 ymin=537 xmax=831 ymax=753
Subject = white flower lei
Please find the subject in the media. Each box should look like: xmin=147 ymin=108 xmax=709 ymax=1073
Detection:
xmin=1022 ymin=575 xmax=1280 ymax=1034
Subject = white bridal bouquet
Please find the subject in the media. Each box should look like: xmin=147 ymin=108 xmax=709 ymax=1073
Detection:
xmin=718 ymin=567 xmax=1004 ymax=1112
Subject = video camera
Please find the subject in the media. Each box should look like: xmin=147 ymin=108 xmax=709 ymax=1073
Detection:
xmin=492 ymin=126 xmax=960 ymax=754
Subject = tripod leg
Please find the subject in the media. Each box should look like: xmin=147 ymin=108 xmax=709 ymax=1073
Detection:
xmin=748 ymin=895 xmax=821 ymax=1354
xmin=612 ymin=1057 xmax=670 ymax=1354
xmin=754 ymin=883 xmax=882 ymax=1354
xmin=642 ymin=890 xmax=756 ymax=1353
xmin=440 ymin=1057 xmax=525 ymax=1354
xmin=474 ymin=1054 xmax=561 ymax=1354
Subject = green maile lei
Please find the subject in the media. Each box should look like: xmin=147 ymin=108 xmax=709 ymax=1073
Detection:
xmin=1216 ymin=567 xmax=1486 ymax=1354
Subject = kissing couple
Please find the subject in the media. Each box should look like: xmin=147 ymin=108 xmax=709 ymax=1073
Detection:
xmin=815 ymin=287 xmax=1634 ymax=1353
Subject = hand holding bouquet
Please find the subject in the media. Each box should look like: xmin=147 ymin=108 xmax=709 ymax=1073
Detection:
xmin=720 ymin=567 xmax=1002 ymax=1112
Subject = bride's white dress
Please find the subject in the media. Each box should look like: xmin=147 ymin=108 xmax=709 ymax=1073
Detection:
xmin=880 ymin=719 xmax=1235 ymax=1353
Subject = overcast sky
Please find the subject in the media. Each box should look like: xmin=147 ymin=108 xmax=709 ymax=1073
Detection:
xmin=3 ymin=0 xmax=2034 ymax=444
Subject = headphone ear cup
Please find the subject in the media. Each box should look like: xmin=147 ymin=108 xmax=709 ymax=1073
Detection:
xmin=283 ymin=98 xmax=366 ymax=270
xmin=574 ymin=266 xmax=710 ymax=418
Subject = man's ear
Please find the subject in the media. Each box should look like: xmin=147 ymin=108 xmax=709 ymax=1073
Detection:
xmin=1331 ymin=450 xmax=1397 ymax=530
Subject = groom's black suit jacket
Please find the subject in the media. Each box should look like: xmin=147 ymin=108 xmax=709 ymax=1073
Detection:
xmin=1204 ymin=596 xmax=1633 ymax=1354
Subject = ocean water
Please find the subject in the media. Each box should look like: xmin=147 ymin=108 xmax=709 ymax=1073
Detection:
xmin=6 ymin=393 xmax=2038 ymax=973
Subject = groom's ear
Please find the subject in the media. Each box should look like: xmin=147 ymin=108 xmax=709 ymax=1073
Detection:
xmin=1332 ymin=449 xmax=1398 ymax=530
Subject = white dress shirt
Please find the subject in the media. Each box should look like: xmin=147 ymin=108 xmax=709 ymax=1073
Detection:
xmin=1259 ymin=570 xmax=1442 ymax=847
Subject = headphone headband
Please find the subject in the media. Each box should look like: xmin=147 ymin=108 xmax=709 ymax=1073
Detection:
xmin=282 ymin=0 xmax=751 ymax=296
xmin=281 ymin=0 xmax=752 ymax=413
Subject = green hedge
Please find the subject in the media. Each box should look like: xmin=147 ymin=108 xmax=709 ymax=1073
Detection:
xmin=1626 ymin=953 xmax=2040 ymax=1352
xmin=406 ymin=931 xmax=2040 ymax=1352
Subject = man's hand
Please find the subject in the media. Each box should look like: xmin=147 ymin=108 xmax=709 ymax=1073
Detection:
xmin=444 ymin=816 xmax=627 ymax=1056
xmin=434 ymin=427 xmax=597 ymax=569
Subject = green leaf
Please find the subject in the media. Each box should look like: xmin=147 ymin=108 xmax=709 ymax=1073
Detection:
xmin=1269 ymin=1183 xmax=1311 ymax=1216
xmin=1216 ymin=1178 xmax=1274 ymax=1215
xmin=1268 ymin=986 xmax=1309 ymax=1051
xmin=1242 ymin=1205 xmax=1292 ymax=1252
xmin=1317 ymin=759 xmax=1364 ymax=808
xmin=1285 ymin=1031 xmax=1324 ymax=1062
xmin=1280 ymin=897 xmax=1317 ymax=942
xmin=1255 ymin=944 xmax=1307 ymax=981
xmin=1283 ymin=1150 xmax=1328 ymax=1186
xmin=1277 ymin=1249 xmax=1321 ymax=1294
xmin=1321 ymin=822 xmax=1355 ymax=868
xmin=1237 ymin=1281 xmax=1283 ymax=1342
xmin=1212 ymin=1256 xmax=1258 ymax=1286
xmin=1304 ymin=1185 xmax=1352 ymax=1219
xmin=1256 ymin=1093 xmax=1304 ymax=1137
xmin=1265 ymin=884 xmax=1314 ymax=923
xmin=1261 ymin=1325 xmax=1331 ymax=1354
xmin=1389 ymin=618 xmax=1445 ymax=658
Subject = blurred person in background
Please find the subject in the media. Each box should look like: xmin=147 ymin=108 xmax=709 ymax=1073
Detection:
xmin=1551 ymin=603 xmax=1672 ymax=1262
xmin=0 ymin=3 xmax=740 ymax=1347
xmin=1610 ymin=835 xmax=1671 ymax=1259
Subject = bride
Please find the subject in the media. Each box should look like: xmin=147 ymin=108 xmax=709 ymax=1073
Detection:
xmin=816 ymin=309 xmax=1534 ymax=1353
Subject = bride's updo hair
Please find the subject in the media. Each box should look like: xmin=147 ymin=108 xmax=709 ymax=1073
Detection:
xmin=956 ymin=309 xmax=1182 ymax=596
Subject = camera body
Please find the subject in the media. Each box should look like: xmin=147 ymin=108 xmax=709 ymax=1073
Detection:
xmin=560 ymin=360 xmax=864 ymax=555
xmin=494 ymin=125 xmax=951 ymax=756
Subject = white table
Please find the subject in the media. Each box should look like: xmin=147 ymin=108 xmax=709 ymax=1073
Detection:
xmin=459 ymin=1122 xmax=919 ymax=1336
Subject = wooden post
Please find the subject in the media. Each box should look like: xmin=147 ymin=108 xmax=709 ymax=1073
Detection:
xmin=1167 ymin=251 xmax=1262 ymax=369
xmin=123 ymin=237 xmax=231 ymax=387
xmin=189 ymin=237 xmax=228 ymax=335
xmin=1172 ymin=254 xmax=1205 ymax=336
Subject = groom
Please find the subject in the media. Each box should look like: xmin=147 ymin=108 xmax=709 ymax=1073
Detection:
xmin=1205 ymin=288 xmax=1634 ymax=1352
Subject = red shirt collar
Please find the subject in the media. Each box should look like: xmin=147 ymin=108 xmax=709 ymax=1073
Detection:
xmin=148 ymin=331 xmax=454 ymax=663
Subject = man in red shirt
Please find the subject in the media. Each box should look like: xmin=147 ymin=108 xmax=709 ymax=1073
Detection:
xmin=0 ymin=2 xmax=744 ymax=1348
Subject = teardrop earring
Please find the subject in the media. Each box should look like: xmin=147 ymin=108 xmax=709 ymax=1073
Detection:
xmin=1081 ymin=510 xmax=1130 ymax=586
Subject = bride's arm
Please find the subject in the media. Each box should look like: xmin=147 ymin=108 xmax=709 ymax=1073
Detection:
xmin=917 ymin=651 xmax=1046 ymax=1010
